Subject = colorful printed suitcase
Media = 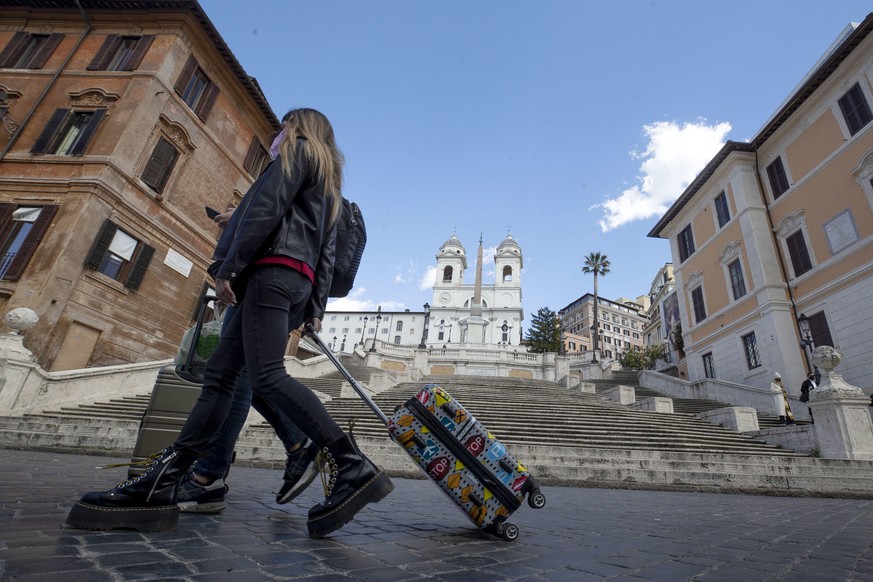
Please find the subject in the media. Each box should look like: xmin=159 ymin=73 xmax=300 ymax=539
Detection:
xmin=307 ymin=325 xmax=546 ymax=540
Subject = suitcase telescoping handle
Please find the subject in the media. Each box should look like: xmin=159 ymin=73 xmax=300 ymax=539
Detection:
xmin=305 ymin=323 xmax=389 ymax=426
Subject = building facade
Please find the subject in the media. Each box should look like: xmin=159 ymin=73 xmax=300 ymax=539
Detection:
xmin=0 ymin=0 xmax=278 ymax=370
xmin=648 ymin=14 xmax=873 ymax=394
xmin=322 ymin=308 xmax=426 ymax=354
xmin=559 ymin=294 xmax=648 ymax=361
xmin=642 ymin=263 xmax=678 ymax=365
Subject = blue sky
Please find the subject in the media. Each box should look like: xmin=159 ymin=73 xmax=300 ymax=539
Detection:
xmin=199 ymin=0 xmax=871 ymax=324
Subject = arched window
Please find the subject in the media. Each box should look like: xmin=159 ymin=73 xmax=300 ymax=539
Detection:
xmin=442 ymin=266 xmax=453 ymax=282
xmin=502 ymin=266 xmax=513 ymax=282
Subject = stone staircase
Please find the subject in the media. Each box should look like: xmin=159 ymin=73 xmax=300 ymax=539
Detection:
xmin=2 ymin=360 xmax=871 ymax=498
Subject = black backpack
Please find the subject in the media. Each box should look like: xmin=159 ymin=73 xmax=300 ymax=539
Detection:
xmin=328 ymin=197 xmax=366 ymax=298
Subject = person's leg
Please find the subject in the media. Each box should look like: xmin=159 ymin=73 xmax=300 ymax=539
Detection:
xmin=251 ymin=394 xmax=319 ymax=504
xmin=65 ymin=308 xmax=247 ymax=532
xmin=240 ymin=265 xmax=392 ymax=537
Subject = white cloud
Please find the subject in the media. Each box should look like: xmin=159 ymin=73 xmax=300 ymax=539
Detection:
xmin=594 ymin=120 xmax=732 ymax=232
xmin=394 ymin=259 xmax=417 ymax=284
xmin=326 ymin=288 xmax=406 ymax=312
xmin=419 ymin=265 xmax=437 ymax=290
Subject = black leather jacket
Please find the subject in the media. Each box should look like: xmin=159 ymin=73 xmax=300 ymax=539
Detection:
xmin=211 ymin=140 xmax=337 ymax=319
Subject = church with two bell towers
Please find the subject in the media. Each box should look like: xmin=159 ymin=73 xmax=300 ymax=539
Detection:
xmin=428 ymin=233 xmax=525 ymax=347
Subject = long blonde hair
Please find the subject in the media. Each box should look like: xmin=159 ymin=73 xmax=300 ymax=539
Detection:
xmin=278 ymin=108 xmax=344 ymax=225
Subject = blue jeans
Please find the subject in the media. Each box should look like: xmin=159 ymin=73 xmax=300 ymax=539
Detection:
xmin=175 ymin=266 xmax=343 ymax=461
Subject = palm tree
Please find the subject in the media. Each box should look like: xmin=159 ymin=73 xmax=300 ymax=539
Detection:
xmin=582 ymin=252 xmax=610 ymax=361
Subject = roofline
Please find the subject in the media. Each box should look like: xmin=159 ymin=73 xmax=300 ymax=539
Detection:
xmin=0 ymin=0 xmax=279 ymax=130
xmin=647 ymin=11 xmax=873 ymax=239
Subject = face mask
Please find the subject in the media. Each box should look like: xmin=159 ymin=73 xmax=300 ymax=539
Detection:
xmin=270 ymin=127 xmax=289 ymax=160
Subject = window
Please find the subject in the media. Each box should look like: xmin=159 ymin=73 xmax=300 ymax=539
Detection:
xmin=328 ymin=327 xmax=336 ymax=334
xmin=766 ymin=157 xmax=790 ymax=200
xmin=502 ymin=266 xmax=513 ymax=282
xmin=173 ymin=56 xmax=219 ymax=121
xmin=442 ymin=266 xmax=453 ymax=282
xmin=396 ymin=321 xmax=403 ymax=332
xmin=31 ymin=109 xmax=107 ymax=156
xmin=727 ymin=259 xmax=746 ymax=300
xmin=742 ymin=332 xmax=762 ymax=369
xmin=677 ymin=225 xmax=695 ymax=262
xmin=702 ymin=353 xmax=716 ymax=379
xmin=87 ymin=35 xmax=154 ymax=71
xmin=603 ymin=324 xmax=610 ymax=331
xmin=0 ymin=32 xmax=63 ymax=69
xmin=691 ymin=287 xmax=706 ymax=323
xmin=141 ymin=138 xmax=180 ymax=194
xmin=394 ymin=335 xmax=401 ymax=344
xmin=838 ymin=83 xmax=873 ymax=136
xmin=85 ymin=220 xmax=154 ymax=290
xmin=243 ymin=137 xmax=269 ymax=178
xmin=807 ymin=311 xmax=835 ymax=349
xmin=715 ymin=191 xmax=730 ymax=228
xmin=0 ymin=204 xmax=58 ymax=281
xmin=786 ymin=230 xmax=813 ymax=277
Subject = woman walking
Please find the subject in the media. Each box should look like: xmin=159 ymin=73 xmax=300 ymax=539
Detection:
xmin=66 ymin=108 xmax=392 ymax=538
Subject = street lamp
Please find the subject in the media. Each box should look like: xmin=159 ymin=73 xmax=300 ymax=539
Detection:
xmin=797 ymin=313 xmax=813 ymax=371
xmin=340 ymin=334 xmax=346 ymax=352
xmin=590 ymin=325 xmax=598 ymax=363
xmin=370 ymin=306 xmax=382 ymax=353
xmin=419 ymin=302 xmax=431 ymax=348
xmin=332 ymin=336 xmax=337 ymax=351
xmin=360 ymin=315 xmax=368 ymax=346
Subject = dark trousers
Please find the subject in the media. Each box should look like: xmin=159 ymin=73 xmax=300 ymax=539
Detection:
xmin=174 ymin=265 xmax=344 ymax=456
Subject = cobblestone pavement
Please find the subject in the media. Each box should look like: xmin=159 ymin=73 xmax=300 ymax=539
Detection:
xmin=2 ymin=448 xmax=873 ymax=581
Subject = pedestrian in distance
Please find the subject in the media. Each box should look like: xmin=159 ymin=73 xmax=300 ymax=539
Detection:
xmin=66 ymin=108 xmax=393 ymax=538
xmin=800 ymin=370 xmax=817 ymax=425
xmin=771 ymin=372 xmax=795 ymax=425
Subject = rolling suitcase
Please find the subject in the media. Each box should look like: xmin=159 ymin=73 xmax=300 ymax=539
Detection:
xmin=306 ymin=325 xmax=546 ymax=541
xmin=128 ymin=295 xmax=219 ymax=475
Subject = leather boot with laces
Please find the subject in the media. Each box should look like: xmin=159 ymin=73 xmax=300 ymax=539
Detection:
xmin=307 ymin=433 xmax=394 ymax=538
xmin=65 ymin=447 xmax=198 ymax=532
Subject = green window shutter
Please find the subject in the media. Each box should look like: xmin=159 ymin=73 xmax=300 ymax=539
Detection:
xmin=85 ymin=219 xmax=118 ymax=269
xmin=125 ymin=243 xmax=154 ymax=290
xmin=3 ymin=205 xmax=58 ymax=281
xmin=69 ymin=109 xmax=106 ymax=155
xmin=27 ymin=33 xmax=63 ymax=69
xmin=30 ymin=108 xmax=69 ymax=154
xmin=123 ymin=35 xmax=153 ymax=71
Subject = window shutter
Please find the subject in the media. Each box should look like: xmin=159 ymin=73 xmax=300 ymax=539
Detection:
xmin=0 ymin=31 xmax=28 ymax=68
xmin=27 ymin=33 xmax=63 ymax=69
xmin=31 ymin=108 xmax=69 ymax=154
xmin=87 ymin=34 xmax=120 ymax=70
xmin=85 ymin=219 xmax=118 ymax=269
xmin=125 ymin=243 xmax=154 ymax=290
xmin=123 ymin=35 xmax=153 ymax=71
xmin=243 ymin=137 xmax=261 ymax=173
xmin=0 ymin=203 xmax=16 ymax=250
xmin=174 ymin=56 xmax=197 ymax=96
xmin=70 ymin=109 xmax=106 ymax=155
xmin=194 ymin=82 xmax=219 ymax=121
xmin=3 ymin=205 xmax=58 ymax=281
xmin=142 ymin=138 xmax=178 ymax=192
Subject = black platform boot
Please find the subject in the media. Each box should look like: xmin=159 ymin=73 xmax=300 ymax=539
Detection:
xmin=779 ymin=415 xmax=787 ymax=425
xmin=307 ymin=433 xmax=394 ymax=538
xmin=65 ymin=447 xmax=197 ymax=532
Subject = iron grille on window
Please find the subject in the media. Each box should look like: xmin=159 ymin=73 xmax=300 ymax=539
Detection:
xmin=742 ymin=332 xmax=762 ymax=369
xmin=702 ymin=352 xmax=716 ymax=379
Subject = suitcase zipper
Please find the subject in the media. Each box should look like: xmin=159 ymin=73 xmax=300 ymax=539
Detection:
xmin=408 ymin=397 xmax=521 ymax=512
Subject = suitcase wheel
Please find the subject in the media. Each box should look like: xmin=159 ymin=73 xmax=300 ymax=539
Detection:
xmin=496 ymin=522 xmax=520 ymax=541
xmin=528 ymin=490 xmax=547 ymax=510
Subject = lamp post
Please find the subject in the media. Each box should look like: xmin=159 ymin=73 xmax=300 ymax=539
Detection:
xmin=797 ymin=313 xmax=814 ymax=372
xmin=360 ymin=316 xmax=368 ymax=346
xmin=419 ymin=302 xmax=430 ymax=348
xmin=590 ymin=325 xmax=598 ymax=363
xmin=370 ymin=306 xmax=381 ymax=353
xmin=332 ymin=336 xmax=337 ymax=351
xmin=340 ymin=334 xmax=346 ymax=352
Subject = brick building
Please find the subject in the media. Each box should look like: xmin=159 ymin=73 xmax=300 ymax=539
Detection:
xmin=0 ymin=0 xmax=278 ymax=370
